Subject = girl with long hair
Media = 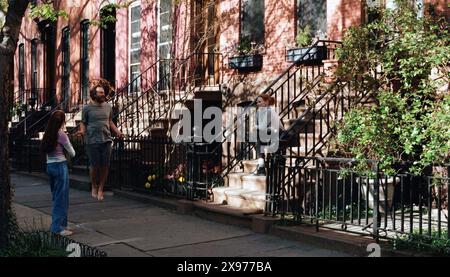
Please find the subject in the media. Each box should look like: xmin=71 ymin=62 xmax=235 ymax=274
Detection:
xmin=40 ymin=110 xmax=75 ymax=236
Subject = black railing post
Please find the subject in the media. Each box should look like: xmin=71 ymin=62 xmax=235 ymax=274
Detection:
xmin=372 ymin=162 xmax=380 ymax=241
xmin=266 ymin=154 xmax=275 ymax=216
xmin=315 ymin=159 xmax=319 ymax=219
xmin=448 ymin=166 xmax=450 ymax=240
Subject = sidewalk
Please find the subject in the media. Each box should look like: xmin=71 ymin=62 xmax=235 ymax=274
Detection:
xmin=11 ymin=173 xmax=350 ymax=257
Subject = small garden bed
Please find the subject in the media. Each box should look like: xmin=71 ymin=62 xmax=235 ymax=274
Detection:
xmin=391 ymin=230 xmax=450 ymax=256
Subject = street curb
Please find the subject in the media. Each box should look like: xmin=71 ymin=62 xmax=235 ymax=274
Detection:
xmin=270 ymin=224 xmax=376 ymax=257
xmin=268 ymin=224 xmax=431 ymax=257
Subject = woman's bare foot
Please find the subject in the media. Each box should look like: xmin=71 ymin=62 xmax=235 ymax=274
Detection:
xmin=97 ymin=190 xmax=104 ymax=201
xmin=91 ymin=186 xmax=98 ymax=198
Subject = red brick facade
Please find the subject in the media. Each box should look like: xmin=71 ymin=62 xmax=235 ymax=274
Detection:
xmin=13 ymin=0 xmax=448 ymax=105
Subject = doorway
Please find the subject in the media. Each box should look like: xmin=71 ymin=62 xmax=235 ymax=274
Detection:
xmin=100 ymin=6 xmax=116 ymax=90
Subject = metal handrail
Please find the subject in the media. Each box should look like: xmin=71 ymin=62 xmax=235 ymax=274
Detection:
xmin=216 ymin=40 xmax=341 ymax=177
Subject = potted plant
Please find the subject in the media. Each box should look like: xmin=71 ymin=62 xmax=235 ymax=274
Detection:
xmin=228 ymin=37 xmax=264 ymax=72
xmin=12 ymin=102 xmax=27 ymax=118
xmin=286 ymin=25 xmax=327 ymax=64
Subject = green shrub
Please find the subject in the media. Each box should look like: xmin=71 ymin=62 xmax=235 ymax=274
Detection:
xmin=0 ymin=231 xmax=69 ymax=257
xmin=335 ymin=0 xmax=450 ymax=175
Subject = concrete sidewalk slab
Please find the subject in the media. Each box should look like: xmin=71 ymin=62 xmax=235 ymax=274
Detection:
xmin=11 ymin=173 xmax=352 ymax=257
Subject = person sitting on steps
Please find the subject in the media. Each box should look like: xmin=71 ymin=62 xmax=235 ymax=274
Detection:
xmin=254 ymin=93 xmax=284 ymax=176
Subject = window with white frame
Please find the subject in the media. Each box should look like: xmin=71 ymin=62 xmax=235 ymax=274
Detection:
xmin=372 ymin=0 xmax=424 ymax=17
xmin=129 ymin=1 xmax=141 ymax=93
xmin=296 ymin=0 xmax=327 ymax=40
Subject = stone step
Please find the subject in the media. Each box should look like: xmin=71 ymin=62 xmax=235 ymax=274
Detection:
xmin=227 ymin=172 xmax=247 ymax=188
xmin=240 ymin=191 xmax=266 ymax=210
xmin=212 ymin=187 xmax=243 ymax=205
xmin=224 ymin=189 xmax=266 ymax=210
xmin=241 ymin=174 xmax=266 ymax=191
xmin=242 ymin=159 xmax=259 ymax=173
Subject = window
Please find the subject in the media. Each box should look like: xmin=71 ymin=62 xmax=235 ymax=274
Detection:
xmin=31 ymin=39 xmax=38 ymax=99
xmin=240 ymin=0 xmax=265 ymax=46
xmin=296 ymin=0 xmax=327 ymax=39
xmin=61 ymin=27 xmax=70 ymax=108
xmin=369 ymin=0 xmax=424 ymax=22
xmin=157 ymin=0 xmax=172 ymax=90
xmin=80 ymin=20 xmax=89 ymax=102
xmin=19 ymin=43 xmax=25 ymax=92
xmin=129 ymin=2 xmax=141 ymax=93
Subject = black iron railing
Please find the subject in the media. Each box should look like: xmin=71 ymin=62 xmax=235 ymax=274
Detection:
xmin=108 ymin=137 xmax=190 ymax=198
xmin=216 ymin=40 xmax=341 ymax=178
xmin=113 ymin=52 xmax=223 ymax=138
xmin=267 ymin=155 xmax=450 ymax=242
xmin=62 ymin=53 xmax=223 ymax=181
xmin=108 ymin=137 xmax=221 ymax=201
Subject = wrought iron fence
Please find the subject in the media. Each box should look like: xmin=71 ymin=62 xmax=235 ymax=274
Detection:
xmin=267 ymin=155 xmax=450 ymax=242
xmin=109 ymin=137 xmax=223 ymax=201
xmin=10 ymin=137 xmax=44 ymax=172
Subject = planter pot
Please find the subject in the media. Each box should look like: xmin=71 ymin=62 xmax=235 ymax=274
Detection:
xmin=229 ymin=54 xmax=263 ymax=71
xmin=323 ymin=59 xmax=340 ymax=83
xmin=359 ymin=177 xmax=400 ymax=213
xmin=286 ymin=46 xmax=327 ymax=64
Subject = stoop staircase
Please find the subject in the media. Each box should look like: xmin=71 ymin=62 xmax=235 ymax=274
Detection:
xmin=211 ymin=40 xmax=377 ymax=213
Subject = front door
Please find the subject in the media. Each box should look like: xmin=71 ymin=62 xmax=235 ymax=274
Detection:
xmin=43 ymin=21 xmax=56 ymax=107
xmin=100 ymin=6 xmax=116 ymax=90
xmin=61 ymin=27 xmax=70 ymax=111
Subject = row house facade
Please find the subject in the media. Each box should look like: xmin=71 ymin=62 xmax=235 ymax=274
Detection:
xmin=8 ymin=0 xmax=450 ymax=239
xmin=13 ymin=0 xmax=448 ymax=110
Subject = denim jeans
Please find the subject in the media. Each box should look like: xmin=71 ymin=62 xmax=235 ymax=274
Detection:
xmin=46 ymin=161 xmax=70 ymax=233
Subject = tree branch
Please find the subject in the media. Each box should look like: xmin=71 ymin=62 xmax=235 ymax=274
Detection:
xmin=0 ymin=0 xmax=30 ymax=55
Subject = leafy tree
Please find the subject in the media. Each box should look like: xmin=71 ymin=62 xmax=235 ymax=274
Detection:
xmin=0 ymin=0 xmax=30 ymax=251
xmin=0 ymin=0 xmax=129 ymax=250
xmin=335 ymin=0 xmax=449 ymax=175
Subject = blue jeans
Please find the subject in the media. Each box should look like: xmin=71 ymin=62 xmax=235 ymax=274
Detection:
xmin=46 ymin=161 xmax=70 ymax=233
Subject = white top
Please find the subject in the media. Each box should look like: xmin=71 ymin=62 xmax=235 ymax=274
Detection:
xmin=256 ymin=107 xmax=284 ymax=133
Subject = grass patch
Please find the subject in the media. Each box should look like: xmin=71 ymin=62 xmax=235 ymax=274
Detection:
xmin=391 ymin=230 xmax=450 ymax=256
xmin=0 ymin=231 xmax=69 ymax=257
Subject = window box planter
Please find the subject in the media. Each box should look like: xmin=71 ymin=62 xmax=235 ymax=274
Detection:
xmin=229 ymin=54 xmax=263 ymax=71
xmin=286 ymin=46 xmax=327 ymax=64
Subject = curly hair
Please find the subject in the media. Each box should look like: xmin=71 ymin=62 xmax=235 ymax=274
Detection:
xmin=89 ymin=78 xmax=114 ymax=100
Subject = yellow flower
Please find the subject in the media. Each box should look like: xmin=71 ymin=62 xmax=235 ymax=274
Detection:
xmin=151 ymin=174 xmax=157 ymax=180
xmin=145 ymin=182 xmax=151 ymax=189
xmin=178 ymin=176 xmax=185 ymax=183
xmin=147 ymin=175 xmax=152 ymax=181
